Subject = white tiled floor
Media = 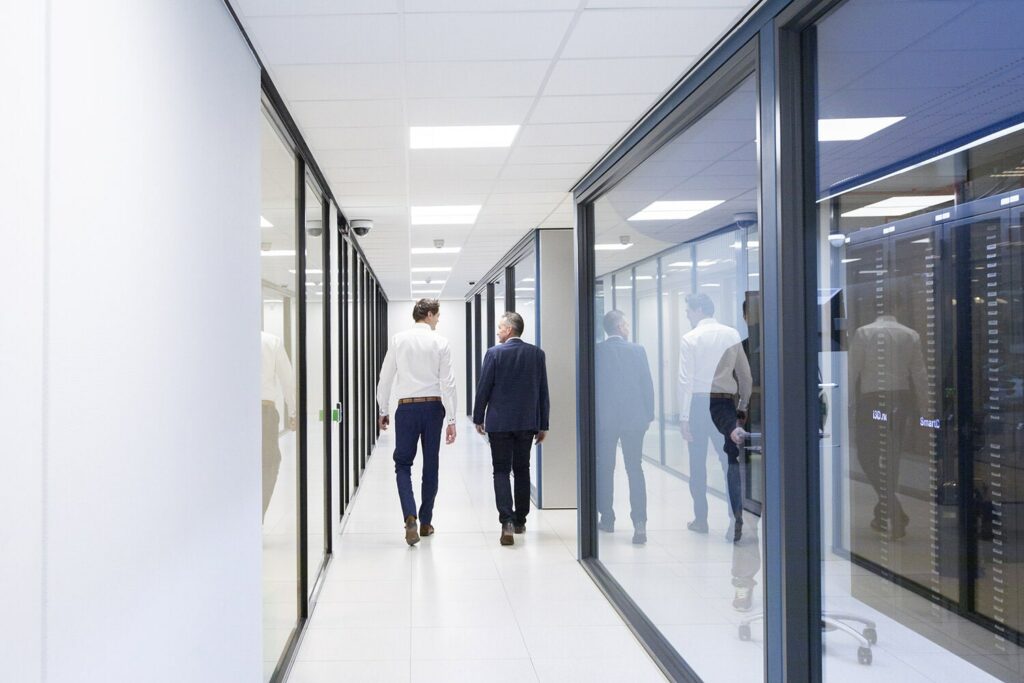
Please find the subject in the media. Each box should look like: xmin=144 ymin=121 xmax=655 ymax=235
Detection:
xmin=287 ymin=416 xmax=667 ymax=683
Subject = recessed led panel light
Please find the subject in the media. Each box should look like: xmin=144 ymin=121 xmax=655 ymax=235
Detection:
xmin=628 ymin=200 xmax=724 ymax=221
xmin=818 ymin=117 xmax=905 ymax=142
xmin=411 ymin=267 xmax=453 ymax=273
xmin=412 ymin=290 xmax=442 ymax=295
xmin=841 ymin=195 xmax=955 ymax=218
xmin=594 ymin=243 xmax=633 ymax=251
xmin=411 ymin=247 xmax=461 ymax=254
xmin=410 ymin=125 xmax=519 ymax=150
xmin=260 ymin=215 xmax=273 ymax=228
xmin=261 ymin=250 xmax=296 ymax=257
xmin=411 ymin=205 xmax=481 ymax=225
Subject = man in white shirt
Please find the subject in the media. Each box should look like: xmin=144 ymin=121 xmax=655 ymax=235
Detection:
xmin=376 ymin=299 xmax=458 ymax=546
xmin=678 ymin=293 xmax=752 ymax=542
xmin=261 ymin=331 xmax=296 ymax=521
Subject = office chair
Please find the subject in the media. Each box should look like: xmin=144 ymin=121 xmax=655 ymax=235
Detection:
xmin=737 ymin=611 xmax=876 ymax=664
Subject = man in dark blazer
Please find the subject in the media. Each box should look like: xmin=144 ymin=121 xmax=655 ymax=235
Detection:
xmin=596 ymin=310 xmax=656 ymax=544
xmin=474 ymin=311 xmax=550 ymax=546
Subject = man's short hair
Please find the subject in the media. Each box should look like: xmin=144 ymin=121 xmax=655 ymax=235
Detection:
xmin=685 ymin=292 xmax=715 ymax=316
xmin=603 ymin=309 xmax=627 ymax=336
xmin=412 ymin=298 xmax=440 ymax=322
xmin=501 ymin=311 xmax=524 ymax=337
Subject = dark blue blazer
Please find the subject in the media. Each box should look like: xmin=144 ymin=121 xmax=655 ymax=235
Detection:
xmin=595 ymin=336 xmax=655 ymax=432
xmin=473 ymin=337 xmax=550 ymax=433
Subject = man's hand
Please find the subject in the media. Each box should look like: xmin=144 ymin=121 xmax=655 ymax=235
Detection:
xmin=378 ymin=415 xmax=390 ymax=431
xmin=730 ymin=424 xmax=747 ymax=445
xmin=445 ymin=423 xmax=457 ymax=445
xmin=288 ymin=415 xmax=297 ymax=431
xmin=475 ymin=423 xmax=487 ymax=436
xmin=535 ymin=430 xmax=548 ymax=444
xmin=680 ymin=419 xmax=692 ymax=442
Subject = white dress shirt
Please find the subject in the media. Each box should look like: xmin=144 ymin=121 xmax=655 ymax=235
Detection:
xmin=376 ymin=322 xmax=457 ymax=425
xmin=848 ymin=315 xmax=929 ymax=409
xmin=261 ymin=331 xmax=296 ymax=416
xmin=678 ymin=317 xmax=752 ymax=417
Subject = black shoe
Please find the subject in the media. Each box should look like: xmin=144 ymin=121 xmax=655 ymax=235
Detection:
xmin=687 ymin=519 xmax=709 ymax=534
xmin=728 ymin=521 xmax=743 ymax=544
xmin=632 ymin=524 xmax=647 ymax=545
xmin=405 ymin=515 xmax=420 ymax=546
xmin=598 ymin=517 xmax=615 ymax=533
xmin=513 ymin=524 xmax=526 ymax=534
xmin=500 ymin=522 xmax=515 ymax=546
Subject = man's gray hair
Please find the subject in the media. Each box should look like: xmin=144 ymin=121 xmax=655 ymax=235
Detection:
xmin=501 ymin=311 xmax=524 ymax=337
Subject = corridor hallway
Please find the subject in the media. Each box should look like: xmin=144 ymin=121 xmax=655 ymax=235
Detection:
xmin=286 ymin=415 xmax=666 ymax=683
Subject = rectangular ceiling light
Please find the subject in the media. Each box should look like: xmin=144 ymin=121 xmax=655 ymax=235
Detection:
xmin=412 ymin=280 xmax=446 ymax=285
xmin=410 ymin=125 xmax=519 ymax=150
xmin=841 ymin=195 xmax=955 ymax=218
xmin=411 ymin=267 xmax=452 ymax=273
xmin=667 ymin=261 xmax=692 ymax=268
xmin=411 ymin=247 xmax=461 ymax=254
xmin=260 ymin=215 xmax=273 ymax=228
xmin=411 ymin=205 xmax=481 ymax=225
xmin=594 ymin=243 xmax=633 ymax=251
xmin=261 ymin=250 xmax=295 ymax=257
xmin=628 ymin=200 xmax=724 ymax=221
xmin=818 ymin=117 xmax=905 ymax=141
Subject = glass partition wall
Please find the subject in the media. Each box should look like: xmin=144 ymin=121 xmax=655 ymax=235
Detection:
xmin=259 ymin=102 xmax=389 ymax=682
xmin=574 ymin=1 xmax=1024 ymax=681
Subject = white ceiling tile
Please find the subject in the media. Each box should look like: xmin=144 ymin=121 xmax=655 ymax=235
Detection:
xmin=246 ymin=15 xmax=402 ymax=64
xmin=290 ymin=100 xmax=403 ymax=128
xmin=406 ymin=61 xmax=550 ymax=98
xmin=544 ymin=56 xmax=693 ymax=96
xmin=563 ymin=8 xmax=744 ymax=59
xmin=405 ymin=97 xmax=534 ymax=126
xmin=516 ymin=121 xmax=628 ymax=147
xmin=408 ymin=178 xmax=496 ymax=197
xmin=501 ymin=163 xmax=591 ymax=180
xmin=235 ymin=0 xmax=400 ymax=15
xmin=505 ymin=144 xmax=608 ymax=165
xmin=322 ymin=165 xmax=405 ymax=183
xmin=409 ymin=148 xmax=511 ymax=166
xmin=404 ymin=12 xmax=575 ymax=62
xmin=305 ymin=126 xmax=406 ymax=151
xmin=405 ymin=0 xmax=580 ymax=11
xmin=586 ymin=0 xmax=750 ymax=8
xmin=409 ymin=164 xmax=504 ymax=182
xmin=491 ymin=178 xmax=573 ymax=194
xmin=270 ymin=63 xmax=403 ymax=100
xmin=335 ymin=181 xmax=408 ymax=197
xmin=486 ymin=192 xmax=570 ymax=206
xmin=529 ymin=94 xmax=655 ymax=124
xmin=317 ymin=148 xmax=405 ymax=168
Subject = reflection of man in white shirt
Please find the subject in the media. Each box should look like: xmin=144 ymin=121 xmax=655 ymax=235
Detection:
xmin=848 ymin=309 xmax=929 ymax=537
xmin=678 ymin=293 xmax=752 ymax=542
xmin=376 ymin=299 xmax=458 ymax=546
xmin=261 ymin=331 xmax=296 ymax=520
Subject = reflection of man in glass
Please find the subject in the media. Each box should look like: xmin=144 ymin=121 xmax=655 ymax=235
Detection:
xmin=848 ymin=294 xmax=928 ymax=538
xmin=261 ymin=331 xmax=296 ymax=521
xmin=679 ymin=293 xmax=752 ymax=542
xmin=596 ymin=310 xmax=655 ymax=545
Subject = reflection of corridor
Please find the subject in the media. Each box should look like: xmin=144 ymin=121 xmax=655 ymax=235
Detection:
xmin=263 ymin=430 xmax=298 ymax=677
xmin=600 ymin=445 xmax=1007 ymax=683
xmin=287 ymin=416 xmax=665 ymax=682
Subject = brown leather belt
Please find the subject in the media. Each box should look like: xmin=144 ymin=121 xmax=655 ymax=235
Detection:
xmin=398 ymin=396 xmax=441 ymax=405
xmin=696 ymin=392 xmax=734 ymax=399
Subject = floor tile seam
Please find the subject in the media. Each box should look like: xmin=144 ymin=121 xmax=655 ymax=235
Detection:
xmin=493 ymin=545 xmax=545 ymax=682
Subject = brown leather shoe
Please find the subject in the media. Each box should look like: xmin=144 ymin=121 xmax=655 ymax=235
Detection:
xmin=419 ymin=523 xmax=435 ymax=537
xmin=500 ymin=522 xmax=514 ymax=546
xmin=513 ymin=524 xmax=526 ymax=534
xmin=405 ymin=515 xmax=420 ymax=546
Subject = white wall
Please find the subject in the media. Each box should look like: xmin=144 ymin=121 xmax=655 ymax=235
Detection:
xmin=1 ymin=2 xmax=262 ymax=681
xmin=387 ymin=300 xmax=468 ymax=419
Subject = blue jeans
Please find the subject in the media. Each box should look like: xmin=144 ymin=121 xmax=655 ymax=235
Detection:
xmin=393 ymin=401 xmax=445 ymax=524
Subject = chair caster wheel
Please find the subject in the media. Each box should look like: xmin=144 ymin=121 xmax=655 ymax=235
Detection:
xmin=858 ymin=647 xmax=872 ymax=665
xmin=863 ymin=627 xmax=877 ymax=644
xmin=739 ymin=625 xmax=751 ymax=641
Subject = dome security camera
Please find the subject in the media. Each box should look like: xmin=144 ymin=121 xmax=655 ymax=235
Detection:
xmin=733 ymin=212 xmax=758 ymax=230
xmin=350 ymin=219 xmax=373 ymax=237
xmin=306 ymin=219 xmax=323 ymax=237
xmin=468 ymin=281 xmax=476 ymax=286
xmin=433 ymin=238 xmax=445 ymax=249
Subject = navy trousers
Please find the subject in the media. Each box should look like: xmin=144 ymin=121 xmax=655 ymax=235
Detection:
xmin=393 ymin=401 xmax=445 ymax=525
xmin=688 ymin=395 xmax=742 ymax=525
xmin=489 ymin=431 xmax=534 ymax=525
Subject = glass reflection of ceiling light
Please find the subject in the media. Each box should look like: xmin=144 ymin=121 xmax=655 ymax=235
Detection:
xmin=667 ymin=261 xmax=692 ymax=268
xmin=634 ymin=275 xmax=654 ymax=281
xmin=515 ymin=287 xmax=534 ymax=292
xmin=412 ymin=280 xmax=446 ymax=285
xmin=840 ymin=195 xmax=955 ymax=218
xmin=817 ymin=117 xmax=905 ymax=141
xmin=411 ymin=205 xmax=481 ymax=225
xmin=522 ymin=277 xmax=534 ymax=282
xmin=411 ymin=267 xmax=452 ymax=273
xmin=260 ymin=215 xmax=273 ymax=228
xmin=411 ymin=247 xmax=461 ymax=254
xmin=410 ymin=125 xmax=519 ymax=150
xmin=841 ymin=258 xmax=861 ymax=264
xmin=594 ymin=243 xmax=633 ymax=251
xmin=628 ymin=200 xmax=724 ymax=221
xmin=264 ymin=299 xmax=283 ymax=304
xmin=697 ymin=259 xmax=719 ymax=267
xmin=289 ymin=269 xmax=323 ymax=274
xmin=261 ymin=250 xmax=296 ymax=257
xmin=700 ymin=283 xmax=721 ymax=288
xmin=910 ymin=238 xmax=931 ymax=244
xmin=614 ymin=285 xmax=633 ymax=290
